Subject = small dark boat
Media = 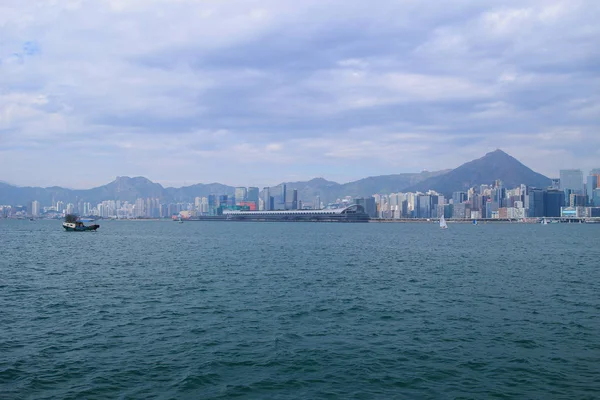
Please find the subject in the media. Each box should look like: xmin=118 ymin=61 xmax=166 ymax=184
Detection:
xmin=63 ymin=221 xmax=100 ymax=231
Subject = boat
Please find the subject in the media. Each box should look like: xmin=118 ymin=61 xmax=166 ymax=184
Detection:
xmin=473 ymin=219 xmax=478 ymax=225
xmin=440 ymin=214 xmax=448 ymax=229
xmin=62 ymin=214 xmax=99 ymax=231
xmin=542 ymin=218 xmax=548 ymax=225
xmin=178 ymin=216 xmax=184 ymax=224
xmin=63 ymin=221 xmax=100 ymax=231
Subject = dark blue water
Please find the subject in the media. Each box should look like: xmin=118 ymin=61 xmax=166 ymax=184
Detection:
xmin=1 ymin=220 xmax=599 ymax=399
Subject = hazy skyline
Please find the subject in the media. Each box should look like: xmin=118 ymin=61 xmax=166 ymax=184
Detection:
xmin=1 ymin=0 xmax=599 ymax=189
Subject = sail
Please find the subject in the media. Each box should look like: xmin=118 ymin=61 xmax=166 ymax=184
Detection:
xmin=440 ymin=215 xmax=448 ymax=229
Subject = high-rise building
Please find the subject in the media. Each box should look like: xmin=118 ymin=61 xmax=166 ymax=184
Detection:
xmin=559 ymin=169 xmax=584 ymax=194
xmin=31 ymin=200 xmax=40 ymax=217
xmin=586 ymin=175 xmax=598 ymax=205
xmin=527 ymin=189 xmax=545 ymax=217
xmin=355 ymin=197 xmax=377 ymax=218
xmin=544 ymin=190 xmax=565 ymax=217
xmin=452 ymin=192 xmax=467 ymax=205
xmin=234 ymin=187 xmax=247 ymax=206
xmin=281 ymin=184 xmax=287 ymax=209
xmin=315 ymin=195 xmax=321 ymax=210
xmin=291 ymin=189 xmax=298 ymax=210
xmin=262 ymin=187 xmax=271 ymax=211
xmin=594 ymin=188 xmax=600 ymax=207
xmin=247 ymin=187 xmax=259 ymax=208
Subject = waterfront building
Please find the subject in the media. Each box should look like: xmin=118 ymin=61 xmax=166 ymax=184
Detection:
xmin=31 ymin=200 xmax=40 ymax=217
xmin=291 ymin=189 xmax=298 ymax=210
xmin=222 ymin=204 xmax=369 ymax=222
xmin=247 ymin=187 xmax=259 ymax=207
xmin=586 ymin=175 xmax=598 ymax=205
xmin=545 ymin=190 xmax=565 ymax=217
xmin=569 ymin=194 xmax=586 ymax=207
xmin=453 ymin=203 xmax=470 ymax=219
xmin=560 ymin=169 xmax=584 ymax=194
xmin=594 ymin=188 xmax=600 ymax=207
xmin=281 ymin=184 xmax=287 ymax=209
xmin=452 ymin=192 xmax=467 ymax=205
xmin=234 ymin=187 xmax=247 ymax=206
xmin=528 ymin=189 xmax=545 ymax=217
xmin=261 ymin=187 xmax=271 ymax=211
xmin=354 ymin=197 xmax=377 ymax=218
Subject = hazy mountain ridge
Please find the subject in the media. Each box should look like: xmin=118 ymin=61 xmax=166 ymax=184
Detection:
xmin=404 ymin=149 xmax=552 ymax=196
xmin=0 ymin=150 xmax=552 ymax=206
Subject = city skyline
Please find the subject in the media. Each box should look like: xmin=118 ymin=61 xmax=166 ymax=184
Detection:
xmin=1 ymin=1 xmax=599 ymax=189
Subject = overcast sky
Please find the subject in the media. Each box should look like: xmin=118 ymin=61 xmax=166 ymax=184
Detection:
xmin=1 ymin=0 xmax=598 ymax=189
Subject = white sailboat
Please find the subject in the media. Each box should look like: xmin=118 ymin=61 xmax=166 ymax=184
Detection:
xmin=440 ymin=214 xmax=448 ymax=229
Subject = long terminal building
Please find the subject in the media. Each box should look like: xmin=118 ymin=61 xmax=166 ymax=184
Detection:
xmin=205 ymin=204 xmax=370 ymax=222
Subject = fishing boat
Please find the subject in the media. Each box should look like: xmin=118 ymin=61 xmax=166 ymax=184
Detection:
xmin=63 ymin=221 xmax=100 ymax=231
xmin=440 ymin=214 xmax=448 ymax=229
xmin=62 ymin=214 xmax=99 ymax=231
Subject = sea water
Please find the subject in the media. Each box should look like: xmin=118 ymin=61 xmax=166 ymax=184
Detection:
xmin=1 ymin=220 xmax=599 ymax=399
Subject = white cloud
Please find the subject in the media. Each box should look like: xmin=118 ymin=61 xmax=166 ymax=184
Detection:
xmin=0 ymin=0 xmax=598 ymax=188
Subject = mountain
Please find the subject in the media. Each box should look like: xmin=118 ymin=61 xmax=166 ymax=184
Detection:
xmin=404 ymin=149 xmax=552 ymax=196
xmin=0 ymin=150 xmax=552 ymax=206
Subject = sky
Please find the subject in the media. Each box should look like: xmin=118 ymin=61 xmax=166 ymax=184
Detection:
xmin=1 ymin=0 xmax=599 ymax=189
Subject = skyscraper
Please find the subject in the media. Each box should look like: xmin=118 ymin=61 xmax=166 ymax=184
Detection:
xmin=234 ymin=187 xmax=247 ymax=206
xmin=31 ymin=200 xmax=40 ymax=217
xmin=291 ymin=189 xmax=298 ymax=210
xmin=281 ymin=184 xmax=287 ymax=209
xmin=586 ymin=175 xmax=598 ymax=205
xmin=527 ymin=189 xmax=545 ymax=217
xmin=262 ymin=187 xmax=271 ymax=211
xmin=247 ymin=187 xmax=259 ymax=208
xmin=559 ymin=169 xmax=584 ymax=194
xmin=544 ymin=190 xmax=565 ymax=217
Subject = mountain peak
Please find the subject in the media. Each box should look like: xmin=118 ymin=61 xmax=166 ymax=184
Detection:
xmin=405 ymin=150 xmax=550 ymax=196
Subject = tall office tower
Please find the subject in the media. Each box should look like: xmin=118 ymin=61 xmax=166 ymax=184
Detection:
xmin=262 ymin=187 xmax=271 ymax=211
xmin=31 ymin=200 xmax=40 ymax=217
xmin=281 ymin=184 xmax=287 ymax=209
xmin=234 ymin=187 xmax=247 ymax=206
xmin=559 ymin=169 xmax=584 ymax=194
xmin=527 ymin=189 xmax=545 ymax=217
xmin=291 ymin=189 xmax=298 ymax=210
xmin=452 ymin=192 xmax=467 ymax=204
xmin=594 ymin=188 xmax=600 ymax=207
xmin=544 ymin=190 xmax=565 ymax=217
xmin=315 ymin=195 xmax=321 ymax=210
xmin=247 ymin=187 xmax=259 ymax=208
xmin=586 ymin=175 xmax=598 ymax=205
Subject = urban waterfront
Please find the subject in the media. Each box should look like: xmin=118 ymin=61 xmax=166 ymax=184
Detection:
xmin=1 ymin=220 xmax=599 ymax=399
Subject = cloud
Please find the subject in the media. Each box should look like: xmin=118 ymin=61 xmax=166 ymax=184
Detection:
xmin=0 ymin=0 xmax=599 ymax=189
